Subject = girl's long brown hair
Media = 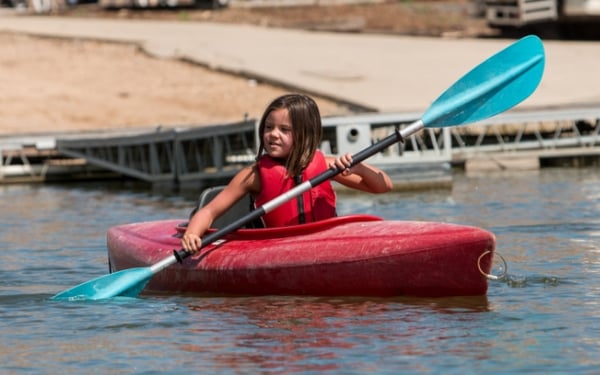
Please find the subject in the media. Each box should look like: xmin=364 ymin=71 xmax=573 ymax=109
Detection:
xmin=256 ymin=94 xmax=323 ymax=176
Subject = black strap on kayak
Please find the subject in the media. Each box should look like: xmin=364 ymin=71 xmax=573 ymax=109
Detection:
xmin=293 ymin=175 xmax=306 ymax=224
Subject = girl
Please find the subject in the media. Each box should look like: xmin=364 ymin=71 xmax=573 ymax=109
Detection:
xmin=182 ymin=94 xmax=393 ymax=253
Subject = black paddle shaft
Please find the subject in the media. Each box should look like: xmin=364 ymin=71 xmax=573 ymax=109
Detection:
xmin=173 ymin=127 xmax=405 ymax=263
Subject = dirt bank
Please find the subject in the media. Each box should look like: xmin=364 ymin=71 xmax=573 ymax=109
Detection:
xmin=63 ymin=0 xmax=490 ymax=38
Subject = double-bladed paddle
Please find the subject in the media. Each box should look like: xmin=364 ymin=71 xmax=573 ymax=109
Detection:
xmin=52 ymin=35 xmax=545 ymax=301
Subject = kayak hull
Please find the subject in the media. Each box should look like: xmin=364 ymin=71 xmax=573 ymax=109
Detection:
xmin=107 ymin=215 xmax=496 ymax=297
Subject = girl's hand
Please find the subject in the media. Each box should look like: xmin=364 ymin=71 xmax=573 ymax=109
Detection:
xmin=331 ymin=153 xmax=354 ymax=176
xmin=181 ymin=232 xmax=203 ymax=254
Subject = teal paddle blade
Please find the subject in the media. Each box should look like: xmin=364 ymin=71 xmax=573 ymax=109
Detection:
xmin=51 ymin=267 xmax=154 ymax=301
xmin=422 ymin=35 xmax=545 ymax=128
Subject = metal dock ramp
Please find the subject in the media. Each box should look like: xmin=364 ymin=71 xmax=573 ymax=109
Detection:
xmin=2 ymin=106 xmax=600 ymax=187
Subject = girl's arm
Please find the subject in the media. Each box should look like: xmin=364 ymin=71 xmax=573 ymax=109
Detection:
xmin=181 ymin=165 xmax=259 ymax=253
xmin=327 ymin=153 xmax=393 ymax=194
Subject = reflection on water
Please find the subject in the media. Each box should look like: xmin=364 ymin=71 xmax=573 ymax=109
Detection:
xmin=181 ymin=296 xmax=492 ymax=372
xmin=1 ymin=168 xmax=600 ymax=373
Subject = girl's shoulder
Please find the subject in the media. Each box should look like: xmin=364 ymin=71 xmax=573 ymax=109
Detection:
xmin=236 ymin=164 xmax=261 ymax=195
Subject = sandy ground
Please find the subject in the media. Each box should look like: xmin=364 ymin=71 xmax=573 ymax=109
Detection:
xmin=0 ymin=32 xmax=354 ymax=136
xmin=0 ymin=1 xmax=489 ymax=136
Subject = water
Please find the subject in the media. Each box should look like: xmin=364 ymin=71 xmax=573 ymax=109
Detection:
xmin=1 ymin=168 xmax=600 ymax=374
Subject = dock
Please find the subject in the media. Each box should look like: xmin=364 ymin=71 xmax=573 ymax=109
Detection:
xmin=2 ymin=106 xmax=600 ymax=189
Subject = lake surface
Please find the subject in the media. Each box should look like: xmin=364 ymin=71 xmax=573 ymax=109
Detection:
xmin=1 ymin=167 xmax=599 ymax=374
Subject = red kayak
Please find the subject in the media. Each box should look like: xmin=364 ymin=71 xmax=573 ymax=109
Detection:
xmin=107 ymin=215 xmax=496 ymax=297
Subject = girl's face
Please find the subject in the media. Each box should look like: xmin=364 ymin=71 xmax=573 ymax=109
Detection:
xmin=263 ymin=108 xmax=293 ymax=159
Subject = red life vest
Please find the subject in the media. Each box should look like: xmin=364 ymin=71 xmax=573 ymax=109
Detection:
xmin=254 ymin=150 xmax=337 ymax=227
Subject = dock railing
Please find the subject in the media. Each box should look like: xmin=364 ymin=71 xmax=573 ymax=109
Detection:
xmin=2 ymin=106 xmax=600 ymax=185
